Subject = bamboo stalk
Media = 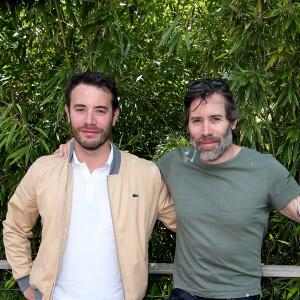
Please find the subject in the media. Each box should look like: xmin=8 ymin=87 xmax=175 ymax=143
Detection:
xmin=54 ymin=0 xmax=70 ymax=65
xmin=269 ymin=131 xmax=276 ymax=158
xmin=88 ymin=10 xmax=92 ymax=71
xmin=11 ymin=88 xmax=14 ymax=106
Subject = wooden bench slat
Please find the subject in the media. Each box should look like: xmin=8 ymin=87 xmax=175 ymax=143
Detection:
xmin=0 ymin=260 xmax=10 ymax=270
xmin=148 ymin=263 xmax=300 ymax=277
xmin=149 ymin=263 xmax=174 ymax=274
xmin=261 ymin=265 xmax=300 ymax=277
xmin=1 ymin=260 xmax=299 ymax=277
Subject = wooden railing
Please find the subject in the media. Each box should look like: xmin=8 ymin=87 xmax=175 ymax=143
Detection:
xmin=148 ymin=263 xmax=300 ymax=277
xmin=1 ymin=260 xmax=300 ymax=277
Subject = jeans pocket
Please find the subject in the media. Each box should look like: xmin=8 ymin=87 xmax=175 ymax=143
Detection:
xmin=169 ymin=288 xmax=194 ymax=300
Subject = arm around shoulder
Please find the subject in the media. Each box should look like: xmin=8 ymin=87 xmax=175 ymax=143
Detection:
xmin=157 ymin=172 xmax=176 ymax=232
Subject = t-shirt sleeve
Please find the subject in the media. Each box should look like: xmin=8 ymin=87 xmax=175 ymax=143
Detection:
xmin=267 ymin=157 xmax=300 ymax=210
xmin=156 ymin=151 xmax=174 ymax=182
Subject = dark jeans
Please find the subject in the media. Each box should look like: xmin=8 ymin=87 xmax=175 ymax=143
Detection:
xmin=169 ymin=288 xmax=260 ymax=300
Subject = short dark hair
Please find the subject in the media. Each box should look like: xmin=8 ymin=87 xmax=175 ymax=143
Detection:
xmin=183 ymin=78 xmax=239 ymax=126
xmin=65 ymin=71 xmax=118 ymax=113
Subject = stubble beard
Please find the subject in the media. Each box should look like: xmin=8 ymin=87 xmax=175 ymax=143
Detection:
xmin=70 ymin=119 xmax=112 ymax=151
xmin=191 ymin=124 xmax=233 ymax=162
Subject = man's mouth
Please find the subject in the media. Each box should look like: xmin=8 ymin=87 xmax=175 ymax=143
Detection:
xmin=200 ymin=140 xmax=217 ymax=145
xmin=196 ymin=137 xmax=220 ymax=147
xmin=81 ymin=129 xmax=100 ymax=136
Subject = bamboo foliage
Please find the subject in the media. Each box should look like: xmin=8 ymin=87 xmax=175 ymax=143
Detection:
xmin=0 ymin=0 xmax=299 ymax=298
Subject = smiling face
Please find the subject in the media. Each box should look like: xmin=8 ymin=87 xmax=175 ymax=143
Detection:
xmin=188 ymin=92 xmax=237 ymax=164
xmin=65 ymin=83 xmax=119 ymax=152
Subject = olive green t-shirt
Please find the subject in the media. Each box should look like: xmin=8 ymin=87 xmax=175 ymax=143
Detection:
xmin=157 ymin=147 xmax=300 ymax=298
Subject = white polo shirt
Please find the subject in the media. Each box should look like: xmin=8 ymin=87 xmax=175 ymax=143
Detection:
xmin=53 ymin=147 xmax=124 ymax=300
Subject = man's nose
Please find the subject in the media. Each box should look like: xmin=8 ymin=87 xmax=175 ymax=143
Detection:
xmin=85 ymin=111 xmax=96 ymax=125
xmin=201 ymin=121 xmax=212 ymax=136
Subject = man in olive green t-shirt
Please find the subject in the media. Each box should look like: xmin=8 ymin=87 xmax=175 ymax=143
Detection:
xmin=55 ymin=77 xmax=299 ymax=300
xmin=157 ymin=78 xmax=300 ymax=300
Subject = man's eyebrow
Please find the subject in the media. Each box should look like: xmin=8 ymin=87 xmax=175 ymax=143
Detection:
xmin=190 ymin=114 xmax=224 ymax=119
xmin=73 ymin=104 xmax=108 ymax=110
xmin=95 ymin=105 xmax=108 ymax=110
xmin=210 ymin=114 xmax=223 ymax=118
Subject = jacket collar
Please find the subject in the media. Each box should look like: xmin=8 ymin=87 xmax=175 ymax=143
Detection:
xmin=68 ymin=140 xmax=121 ymax=175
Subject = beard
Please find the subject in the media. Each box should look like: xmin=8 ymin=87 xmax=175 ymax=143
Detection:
xmin=191 ymin=124 xmax=233 ymax=162
xmin=70 ymin=119 xmax=112 ymax=151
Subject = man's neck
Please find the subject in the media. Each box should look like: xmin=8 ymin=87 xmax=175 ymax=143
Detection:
xmin=74 ymin=140 xmax=111 ymax=173
xmin=201 ymin=144 xmax=241 ymax=165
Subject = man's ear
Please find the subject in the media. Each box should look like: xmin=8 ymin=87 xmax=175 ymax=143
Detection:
xmin=64 ymin=104 xmax=70 ymax=123
xmin=231 ymin=119 xmax=238 ymax=130
xmin=112 ymin=108 xmax=119 ymax=126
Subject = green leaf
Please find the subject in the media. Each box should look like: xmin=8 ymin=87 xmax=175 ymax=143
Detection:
xmin=262 ymin=122 xmax=276 ymax=134
xmin=9 ymin=152 xmax=27 ymax=166
xmin=124 ymin=41 xmax=130 ymax=58
xmin=7 ymin=145 xmax=30 ymax=160
xmin=266 ymin=53 xmax=278 ymax=69
xmin=159 ymin=15 xmax=180 ymax=46
xmin=40 ymin=89 xmax=57 ymax=106
xmin=287 ymin=155 xmax=300 ymax=179
xmin=283 ymin=18 xmax=292 ymax=31
xmin=293 ymin=142 xmax=299 ymax=161
xmin=277 ymin=140 xmax=288 ymax=155
xmin=4 ymin=276 xmax=15 ymax=289
xmin=184 ymin=30 xmax=190 ymax=49
xmin=40 ymin=138 xmax=50 ymax=153
xmin=285 ymin=126 xmax=299 ymax=142
xmin=3 ymin=103 xmax=12 ymax=117
xmin=228 ymin=39 xmax=243 ymax=54
xmin=34 ymin=127 xmax=48 ymax=138
xmin=0 ymin=116 xmax=12 ymax=128
xmin=0 ymin=137 xmax=6 ymax=150
xmin=167 ymin=31 xmax=180 ymax=56
xmin=16 ymin=104 xmax=22 ymax=114
xmin=6 ymin=124 xmax=17 ymax=146
xmin=245 ymin=85 xmax=251 ymax=100
xmin=253 ymin=121 xmax=263 ymax=144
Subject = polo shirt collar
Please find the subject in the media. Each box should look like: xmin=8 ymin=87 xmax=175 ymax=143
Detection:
xmin=71 ymin=142 xmax=114 ymax=169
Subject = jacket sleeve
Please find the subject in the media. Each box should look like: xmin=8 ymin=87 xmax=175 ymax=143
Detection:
xmin=3 ymin=161 xmax=40 ymax=287
xmin=156 ymin=171 xmax=176 ymax=232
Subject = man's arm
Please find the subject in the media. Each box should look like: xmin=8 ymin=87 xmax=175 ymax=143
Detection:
xmin=278 ymin=194 xmax=300 ymax=223
xmin=156 ymin=171 xmax=176 ymax=232
xmin=3 ymin=163 xmax=40 ymax=296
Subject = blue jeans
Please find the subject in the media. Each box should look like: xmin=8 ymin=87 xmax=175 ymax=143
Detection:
xmin=169 ymin=288 xmax=260 ymax=300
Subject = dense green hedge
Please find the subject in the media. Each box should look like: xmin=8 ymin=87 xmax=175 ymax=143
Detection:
xmin=0 ymin=1 xmax=299 ymax=298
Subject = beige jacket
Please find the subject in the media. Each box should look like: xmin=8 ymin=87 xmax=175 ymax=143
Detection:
xmin=3 ymin=145 xmax=176 ymax=300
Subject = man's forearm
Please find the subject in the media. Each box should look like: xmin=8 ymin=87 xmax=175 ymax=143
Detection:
xmin=279 ymin=194 xmax=300 ymax=223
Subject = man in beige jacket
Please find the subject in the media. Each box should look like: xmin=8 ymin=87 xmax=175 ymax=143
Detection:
xmin=3 ymin=71 xmax=176 ymax=300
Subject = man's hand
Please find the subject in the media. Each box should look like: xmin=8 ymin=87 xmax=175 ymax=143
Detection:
xmin=23 ymin=286 xmax=36 ymax=300
xmin=53 ymin=138 xmax=73 ymax=159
